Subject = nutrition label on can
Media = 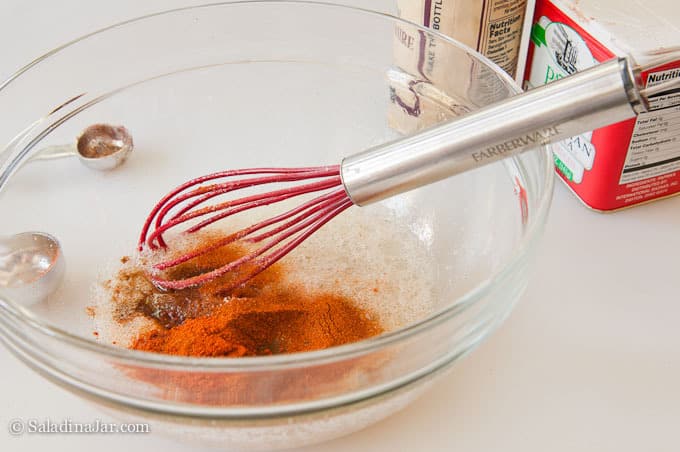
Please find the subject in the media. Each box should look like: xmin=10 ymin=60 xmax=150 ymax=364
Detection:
xmin=619 ymin=67 xmax=680 ymax=185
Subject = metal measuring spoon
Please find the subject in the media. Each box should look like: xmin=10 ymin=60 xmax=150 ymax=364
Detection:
xmin=30 ymin=123 xmax=133 ymax=171
xmin=4 ymin=124 xmax=131 ymax=302
xmin=0 ymin=232 xmax=65 ymax=305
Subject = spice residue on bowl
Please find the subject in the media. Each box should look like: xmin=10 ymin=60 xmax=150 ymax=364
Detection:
xmin=102 ymin=230 xmax=383 ymax=357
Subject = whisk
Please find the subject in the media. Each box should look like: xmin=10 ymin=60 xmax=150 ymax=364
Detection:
xmin=139 ymin=57 xmax=678 ymax=290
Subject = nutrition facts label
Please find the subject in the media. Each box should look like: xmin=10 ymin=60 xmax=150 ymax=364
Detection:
xmin=478 ymin=0 xmax=528 ymax=77
xmin=619 ymin=69 xmax=680 ymax=185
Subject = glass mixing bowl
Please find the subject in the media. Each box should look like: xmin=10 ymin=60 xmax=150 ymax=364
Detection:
xmin=0 ymin=2 xmax=553 ymax=449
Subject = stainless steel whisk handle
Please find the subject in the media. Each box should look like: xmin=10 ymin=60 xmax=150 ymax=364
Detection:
xmin=341 ymin=57 xmax=648 ymax=206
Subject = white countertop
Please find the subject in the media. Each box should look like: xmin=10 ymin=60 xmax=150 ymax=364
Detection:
xmin=2 ymin=1 xmax=679 ymax=451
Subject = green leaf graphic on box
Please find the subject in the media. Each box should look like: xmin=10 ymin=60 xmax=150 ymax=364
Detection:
xmin=531 ymin=23 xmax=547 ymax=47
xmin=553 ymin=153 xmax=573 ymax=181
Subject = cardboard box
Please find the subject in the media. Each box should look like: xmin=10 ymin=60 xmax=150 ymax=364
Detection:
xmin=524 ymin=0 xmax=680 ymax=210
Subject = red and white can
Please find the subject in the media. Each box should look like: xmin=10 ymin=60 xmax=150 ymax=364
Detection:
xmin=524 ymin=0 xmax=680 ymax=211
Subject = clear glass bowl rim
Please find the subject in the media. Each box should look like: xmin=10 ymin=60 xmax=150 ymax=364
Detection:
xmin=0 ymin=0 xmax=555 ymax=370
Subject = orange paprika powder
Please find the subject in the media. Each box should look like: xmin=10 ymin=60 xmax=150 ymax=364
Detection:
xmin=108 ymin=231 xmax=383 ymax=357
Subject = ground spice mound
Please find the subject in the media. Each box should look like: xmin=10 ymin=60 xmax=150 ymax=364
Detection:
xmin=131 ymin=292 xmax=382 ymax=357
xmin=107 ymin=231 xmax=383 ymax=357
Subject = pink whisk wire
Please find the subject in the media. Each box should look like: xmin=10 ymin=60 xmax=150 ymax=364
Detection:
xmin=138 ymin=165 xmax=352 ymax=290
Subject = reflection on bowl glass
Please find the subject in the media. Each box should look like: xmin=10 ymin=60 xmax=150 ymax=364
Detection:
xmin=0 ymin=2 xmax=553 ymax=449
